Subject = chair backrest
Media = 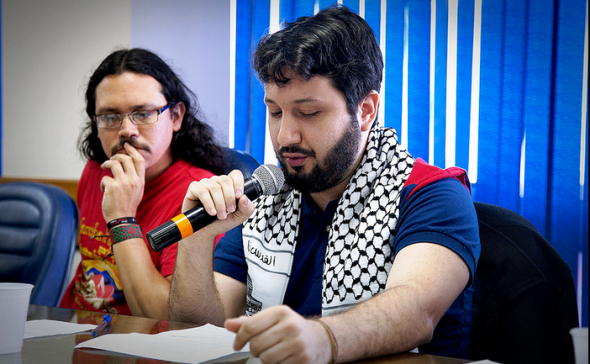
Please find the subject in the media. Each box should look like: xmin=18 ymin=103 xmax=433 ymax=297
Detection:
xmin=0 ymin=182 xmax=78 ymax=306
xmin=470 ymin=202 xmax=579 ymax=364
xmin=222 ymin=147 xmax=260 ymax=178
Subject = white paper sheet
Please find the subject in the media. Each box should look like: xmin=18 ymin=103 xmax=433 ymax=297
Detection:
xmin=75 ymin=324 xmax=250 ymax=364
xmin=24 ymin=319 xmax=97 ymax=339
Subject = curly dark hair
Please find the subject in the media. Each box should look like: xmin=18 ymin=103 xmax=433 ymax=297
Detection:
xmin=253 ymin=5 xmax=383 ymax=116
xmin=78 ymin=48 xmax=225 ymax=175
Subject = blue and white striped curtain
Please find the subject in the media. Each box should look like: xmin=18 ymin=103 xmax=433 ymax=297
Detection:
xmin=230 ymin=0 xmax=588 ymax=326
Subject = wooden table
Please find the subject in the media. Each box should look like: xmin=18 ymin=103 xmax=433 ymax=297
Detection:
xmin=5 ymin=305 xmax=471 ymax=364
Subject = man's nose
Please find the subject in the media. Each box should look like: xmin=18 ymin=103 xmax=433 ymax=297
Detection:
xmin=276 ymin=114 xmax=302 ymax=147
xmin=118 ymin=115 xmax=139 ymax=137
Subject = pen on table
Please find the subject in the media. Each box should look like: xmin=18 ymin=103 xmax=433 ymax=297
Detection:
xmin=91 ymin=314 xmax=112 ymax=337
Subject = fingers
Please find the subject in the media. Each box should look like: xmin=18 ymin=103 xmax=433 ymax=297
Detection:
xmin=227 ymin=169 xmax=245 ymax=199
xmin=226 ymin=311 xmax=281 ymax=352
xmin=99 ymin=143 xmax=145 ymax=222
xmin=224 ymin=315 xmax=247 ymax=334
xmin=102 ymin=143 xmax=145 ymax=180
xmin=123 ymin=143 xmax=146 ymax=180
xmin=225 ymin=307 xmax=317 ymax=364
xmin=183 ymin=171 xmax=246 ymax=220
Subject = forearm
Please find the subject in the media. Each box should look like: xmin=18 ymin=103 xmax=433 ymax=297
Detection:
xmin=169 ymin=232 xmax=226 ymax=325
xmin=323 ymin=243 xmax=470 ymax=363
xmin=112 ymin=238 xmax=171 ymax=319
xmin=323 ymin=284 xmax=436 ymax=363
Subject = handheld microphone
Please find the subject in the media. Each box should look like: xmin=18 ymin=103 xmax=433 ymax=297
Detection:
xmin=146 ymin=164 xmax=285 ymax=252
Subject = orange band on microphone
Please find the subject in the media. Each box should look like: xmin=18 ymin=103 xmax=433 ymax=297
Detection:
xmin=172 ymin=214 xmax=194 ymax=239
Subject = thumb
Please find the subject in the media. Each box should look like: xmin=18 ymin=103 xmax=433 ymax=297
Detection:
xmin=224 ymin=315 xmax=249 ymax=333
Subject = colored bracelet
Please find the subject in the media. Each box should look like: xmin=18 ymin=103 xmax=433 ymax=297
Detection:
xmin=109 ymin=223 xmax=143 ymax=245
xmin=107 ymin=217 xmax=137 ymax=230
xmin=312 ymin=319 xmax=338 ymax=364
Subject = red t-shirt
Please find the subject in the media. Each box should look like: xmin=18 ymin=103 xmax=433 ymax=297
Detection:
xmin=60 ymin=159 xmax=216 ymax=315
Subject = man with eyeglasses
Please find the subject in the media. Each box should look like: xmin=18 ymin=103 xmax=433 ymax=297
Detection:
xmin=59 ymin=48 xmax=225 ymax=319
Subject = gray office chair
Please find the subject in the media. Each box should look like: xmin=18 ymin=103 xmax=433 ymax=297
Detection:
xmin=0 ymin=182 xmax=78 ymax=306
xmin=470 ymin=202 xmax=579 ymax=364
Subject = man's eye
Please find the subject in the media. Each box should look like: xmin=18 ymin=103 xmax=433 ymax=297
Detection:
xmin=100 ymin=115 xmax=119 ymax=124
xmin=300 ymin=111 xmax=319 ymax=118
xmin=269 ymin=111 xmax=282 ymax=118
xmin=133 ymin=111 xmax=152 ymax=121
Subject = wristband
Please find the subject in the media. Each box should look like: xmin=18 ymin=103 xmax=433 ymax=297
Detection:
xmin=107 ymin=217 xmax=137 ymax=230
xmin=109 ymin=223 xmax=143 ymax=245
xmin=312 ymin=319 xmax=338 ymax=364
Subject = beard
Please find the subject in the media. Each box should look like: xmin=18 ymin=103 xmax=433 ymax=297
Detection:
xmin=277 ymin=115 xmax=362 ymax=193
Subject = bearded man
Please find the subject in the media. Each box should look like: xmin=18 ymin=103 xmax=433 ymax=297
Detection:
xmin=169 ymin=6 xmax=480 ymax=363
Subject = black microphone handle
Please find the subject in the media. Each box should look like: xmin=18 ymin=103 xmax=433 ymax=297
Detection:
xmin=147 ymin=176 xmax=264 ymax=252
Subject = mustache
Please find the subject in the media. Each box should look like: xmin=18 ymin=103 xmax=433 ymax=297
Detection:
xmin=277 ymin=146 xmax=315 ymax=158
xmin=111 ymin=137 xmax=150 ymax=155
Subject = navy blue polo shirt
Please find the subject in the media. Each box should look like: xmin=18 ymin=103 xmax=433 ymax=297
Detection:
xmin=214 ymin=177 xmax=480 ymax=359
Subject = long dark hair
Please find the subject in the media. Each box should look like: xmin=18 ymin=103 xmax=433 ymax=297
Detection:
xmin=79 ymin=48 xmax=225 ymax=174
xmin=253 ymin=5 xmax=383 ymax=117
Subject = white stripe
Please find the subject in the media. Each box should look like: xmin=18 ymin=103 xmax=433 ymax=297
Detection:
xmin=359 ymin=0 xmax=365 ymax=19
xmin=264 ymin=113 xmax=279 ymax=165
xmin=269 ymin=0 xmax=280 ymax=33
xmin=314 ymin=0 xmax=319 ymax=14
xmin=429 ymin=0 xmax=436 ymax=165
xmin=445 ymin=0 xmax=458 ymax=168
xmin=264 ymin=0 xmax=280 ymax=165
xmin=520 ymin=131 xmax=526 ymax=198
xmin=229 ymin=0 xmax=237 ymax=148
xmin=401 ymin=5 xmax=409 ymax=149
xmin=378 ymin=0 xmax=386 ymax=127
xmin=468 ymin=0 xmax=482 ymax=184
xmin=580 ymin=1 xmax=588 ymax=195
xmin=577 ymin=0 xmax=588 ymax=328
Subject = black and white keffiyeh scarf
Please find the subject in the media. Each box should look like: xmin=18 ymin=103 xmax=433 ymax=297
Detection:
xmin=242 ymin=125 xmax=415 ymax=317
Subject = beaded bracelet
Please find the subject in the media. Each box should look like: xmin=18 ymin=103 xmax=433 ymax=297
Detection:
xmin=107 ymin=217 xmax=137 ymax=230
xmin=312 ymin=319 xmax=338 ymax=364
xmin=109 ymin=223 xmax=143 ymax=245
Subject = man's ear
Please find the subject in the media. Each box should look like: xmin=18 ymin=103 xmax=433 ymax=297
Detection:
xmin=359 ymin=91 xmax=379 ymax=132
xmin=171 ymin=102 xmax=186 ymax=132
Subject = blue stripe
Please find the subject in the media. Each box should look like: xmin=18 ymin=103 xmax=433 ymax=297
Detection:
xmin=294 ymin=0 xmax=315 ymax=17
xmin=521 ymin=0 xmax=554 ymax=236
xmin=279 ymin=0 xmax=296 ymax=24
xmin=454 ymin=0 xmax=474 ymax=172
xmin=365 ymin=0 xmax=381 ymax=46
xmin=497 ymin=0 xmax=527 ymax=212
xmin=341 ymin=0 xmax=360 ymax=14
xmin=319 ymin=0 xmax=335 ymax=11
xmin=384 ymin=1 xmax=404 ymax=132
xmin=406 ymin=0 xmax=430 ymax=161
xmin=235 ymin=0 xmax=254 ymax=152
xmin=549 ymin=0 xmax=586 ymax=296
xmin=249 ymin=1 xmax=271 ymax=163
xmin=433 ymin=0 xmax=447 ymax=168
xmin=476 ymin=0 xmax=504 ymax=204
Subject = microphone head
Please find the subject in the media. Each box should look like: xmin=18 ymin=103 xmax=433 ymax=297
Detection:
xmin=253 ymin=164 xmax=285 ymax=195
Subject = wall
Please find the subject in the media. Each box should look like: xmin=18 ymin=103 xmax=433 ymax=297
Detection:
xmin=1 ymin=0 xmax=231 ymax=179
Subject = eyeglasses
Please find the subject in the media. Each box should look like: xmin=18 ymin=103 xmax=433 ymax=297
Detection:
xmin=94 ymin=103 xmax=171 ymax=129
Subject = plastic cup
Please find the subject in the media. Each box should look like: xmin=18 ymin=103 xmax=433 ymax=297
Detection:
xmin=570 ymin=327 xmax=588 ymax=364
xmin=0 ymin=283 xmax=34 ymax=354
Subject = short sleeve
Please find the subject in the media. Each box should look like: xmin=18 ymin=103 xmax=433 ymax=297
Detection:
xmin=159 ymin=243 xmax=179 ymax=277
xmin=213 ymin=225 xmax=247 ymax=283
xmin=395 ymin=178 xmax=480 ymax=283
